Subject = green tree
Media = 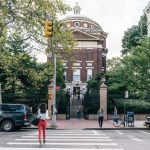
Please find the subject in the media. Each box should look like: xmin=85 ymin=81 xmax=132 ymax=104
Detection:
xmin=122 ymin=15 xmax=147 ymax=54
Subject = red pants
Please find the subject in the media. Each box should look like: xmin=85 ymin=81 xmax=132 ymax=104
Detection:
xmin=38 ymin=119 xmax=46 ymax=142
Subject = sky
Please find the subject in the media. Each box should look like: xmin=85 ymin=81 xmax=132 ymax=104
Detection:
xmin=37 ymin=0 xmax=149 ymax=62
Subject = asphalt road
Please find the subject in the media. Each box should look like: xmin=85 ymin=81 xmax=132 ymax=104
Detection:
xmin=0 ymin=129 xmax=149 ymax=150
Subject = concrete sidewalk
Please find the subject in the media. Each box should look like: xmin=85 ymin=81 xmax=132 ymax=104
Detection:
xmin=30 ymin=119 xmax=147 ymax=130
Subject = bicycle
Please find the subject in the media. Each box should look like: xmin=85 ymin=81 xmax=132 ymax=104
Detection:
xmin=113 ymin=115 xmax=125 ymax=127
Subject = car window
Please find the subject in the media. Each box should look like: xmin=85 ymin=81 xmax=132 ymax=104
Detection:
xmin=1 ymin=105 xmax=11 ymax=111
xmin=15 ymin=105 xmax=23 ymax=112
xmin=25 ymin=106 xmax=32 ymax=114
xmin=0 ymin=105 xmax=23 ymax=112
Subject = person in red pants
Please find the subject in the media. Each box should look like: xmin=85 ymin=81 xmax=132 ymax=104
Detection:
xmin=37 ymin=103 xmax=49 ymax=145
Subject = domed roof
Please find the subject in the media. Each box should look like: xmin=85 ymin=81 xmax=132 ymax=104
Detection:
xmin=62 ymin=15 xmax=102 ymax=30
xmin=62 ymin=2 xmax=103 ymax=31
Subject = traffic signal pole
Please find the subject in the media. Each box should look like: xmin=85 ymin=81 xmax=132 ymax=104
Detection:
xmin=44 ymin=20 xmax=57 ymax=127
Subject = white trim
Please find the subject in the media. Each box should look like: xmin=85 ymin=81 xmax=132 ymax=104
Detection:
xmin=77 ymin=45 xmax=102 ymax=48
xmin=86 ymin=48 xmax=93 ymax=50
xmin=86 ymin=67 xmax=94 ymax=69
xmin=86 ymin=60 xmax=94 ymax=62
xmin=76 ymin=60 xmax=82 ymax=62
xmin=72 ymin=67 xmax=82 ymax=69
xmin=63 ymin=60 xmax=68 ymax=62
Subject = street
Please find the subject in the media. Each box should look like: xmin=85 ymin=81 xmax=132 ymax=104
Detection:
xmin=0 ymin=129 xmax=149 ymax=150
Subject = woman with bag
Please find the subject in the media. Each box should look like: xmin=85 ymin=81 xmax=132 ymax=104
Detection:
xmin=37 ymin=103 xmax=49 ymax=145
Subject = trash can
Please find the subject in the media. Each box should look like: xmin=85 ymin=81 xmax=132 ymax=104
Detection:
xmin=126 ymin=111 xmax=134 ymax=127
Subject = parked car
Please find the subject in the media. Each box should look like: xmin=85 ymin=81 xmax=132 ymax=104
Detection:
xmin=144 ymin=114 xmax=150 ymax=129
xmin=0 ymin=104 xmax=34 ymax=131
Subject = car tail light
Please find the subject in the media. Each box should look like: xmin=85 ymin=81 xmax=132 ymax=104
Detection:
xmin=24 ymin=114 xmax=27 ymax=121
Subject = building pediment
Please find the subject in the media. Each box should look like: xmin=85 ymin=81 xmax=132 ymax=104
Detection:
xmin=73 ymin=29 xmax=100 ymax=40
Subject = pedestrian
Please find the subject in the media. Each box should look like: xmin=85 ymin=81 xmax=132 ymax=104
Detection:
xmin=37 ymin=103 xmax=49 ymax=145
xmin=97 ymin=106 xmax=104 ymax=128
xmin=113 ymin=106 xmax=118 ymax=117
xmin=76 ymin=107 xmax=81 ymax=119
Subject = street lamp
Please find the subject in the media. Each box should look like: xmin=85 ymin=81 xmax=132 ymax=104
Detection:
xmin=124 ymin=89 xmax=129 ymax=127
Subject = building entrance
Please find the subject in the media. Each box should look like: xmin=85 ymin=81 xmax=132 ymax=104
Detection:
xmin=73 ymin=87 xmax=80 ymax=95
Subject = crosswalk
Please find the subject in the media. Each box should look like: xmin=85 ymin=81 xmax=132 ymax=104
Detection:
xmin=0 ymin=130 xmax=124 ymax=150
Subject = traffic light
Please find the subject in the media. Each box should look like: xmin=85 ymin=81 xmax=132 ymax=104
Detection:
xmin=44 ymin=21 xmax=53 ymax=37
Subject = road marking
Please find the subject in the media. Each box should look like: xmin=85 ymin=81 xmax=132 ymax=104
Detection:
xmin=92 ymin=130 xmax=99 ymax=135
xmin=115 ymin=131 xmax=124 ymax=135
xmin=0 ymin=148 xmax=124 ymax=150
xmin=130 ymin=137 xmax=142 ymax=142
xmin=15 ymin=138 xmax=113 ymax=141
xmin=22 ymin=135 xmax=110 ymax=138
xmin=7 ymin=142 xmax=118 ymax=145
xmin=127 ymin=135 xmax=142 ymax=142
xmin=139 ymin=131 xmax=150 ymax=135
xmin=31 ymin=131 xmax=93 ymax=133
xmin=26 ymin=133 xmax=106 ymax=136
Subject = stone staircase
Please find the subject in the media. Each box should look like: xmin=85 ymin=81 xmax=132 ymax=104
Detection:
xmin=70 ymin=94 xmax=83 ymax=118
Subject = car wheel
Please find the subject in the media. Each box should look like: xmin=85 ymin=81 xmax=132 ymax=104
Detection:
xmin=2 ymin=120 xmax=14 ymax=132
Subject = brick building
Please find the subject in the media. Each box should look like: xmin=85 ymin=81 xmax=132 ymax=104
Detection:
xmin=62 ymin=3 xmax=108 ymax=97
xmin=60 ymin=3 xmax=108 ymax=118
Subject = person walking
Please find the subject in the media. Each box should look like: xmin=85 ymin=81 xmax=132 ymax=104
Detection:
xmin=37 ymin=103 xmax=49 ymax=145
xmin=97 ymin=106 xmax=104 ymax=128
xmin=76 ymin=107 xmax=81 ymax=119
xmin=113 ymin=106 xmax=118 ymax=117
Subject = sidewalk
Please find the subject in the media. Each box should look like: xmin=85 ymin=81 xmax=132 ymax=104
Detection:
xmin=30 ymin=119 xmax=148 ymax=130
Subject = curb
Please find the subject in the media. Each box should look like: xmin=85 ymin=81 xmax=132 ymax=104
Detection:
xmin=24 ymin=127 xmax=149 ymax=130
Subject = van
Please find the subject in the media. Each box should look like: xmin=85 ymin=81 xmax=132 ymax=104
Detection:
xmin=0 ymin=104 xmax=34 ymax=131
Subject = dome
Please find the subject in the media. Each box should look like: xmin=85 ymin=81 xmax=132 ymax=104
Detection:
xmin=62 ymin=3 xmax=103 ymax=32
xmin=62 ymin=15 xmax=102 ymax=31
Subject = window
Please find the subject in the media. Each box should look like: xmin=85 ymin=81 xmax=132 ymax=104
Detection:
xmin=64 ymin=71 xmax=67 ymax=81
xmin=91 ymin=25 xmax=95 ymax=29
xmin=87 ymin=63 xmax=92 ymax=66
xmin=73 ymin=69 xmax=80 ymax=81
xmin=25 ymin=106 xmax=32 ymax=114
xmin=74 ymin=22 xmax=80 ymax=27
xmin=63 ymin=63 xmax=67 ymax=66
xmin=87 ymin=69 xmax=92 ymax=80
xmin=73 ymin=63 xmax=80 ymax=66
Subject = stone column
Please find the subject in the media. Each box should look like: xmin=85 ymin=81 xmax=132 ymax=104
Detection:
xmin=100 ymin=83 xmax=108 ymax=120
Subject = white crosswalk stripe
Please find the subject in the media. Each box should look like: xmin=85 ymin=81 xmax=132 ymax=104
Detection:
xmin=4 ymin=130 xmax=124 ymax=150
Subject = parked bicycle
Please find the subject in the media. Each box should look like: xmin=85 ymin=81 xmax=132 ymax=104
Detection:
xmin=113 ymin=115 xmax=125 ymax=127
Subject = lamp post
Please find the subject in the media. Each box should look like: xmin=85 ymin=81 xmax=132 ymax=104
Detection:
xmin=124 ymin=89 xmax=129 ymax=127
